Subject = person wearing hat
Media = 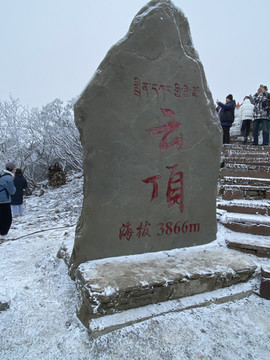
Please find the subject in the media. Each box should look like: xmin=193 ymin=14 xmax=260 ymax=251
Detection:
xmin=216 ymin=94 xmax=236 ymax=144
xmin=0 ymin=162 xmax=17 ymax=239
xmin=245 ymin=85 xmax=270 ymax=146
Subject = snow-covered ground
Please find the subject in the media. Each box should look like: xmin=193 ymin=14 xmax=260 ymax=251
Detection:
xmin=0 ymin=173 xmax=270 ymax=360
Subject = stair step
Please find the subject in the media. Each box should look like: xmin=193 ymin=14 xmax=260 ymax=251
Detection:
xmin=220 ymin=184 xmax=270 ymax=200
xmin=218 ymin=144 xmax=270 ymax=234
xmin=222 ymin=144 xmax=270 ymax=154
xmin=226 ymin=238 xmax=270 ymax=258
xmin=89 ymin=283 xmax=255 ymax=337
xmin=220 ymin=212 xmax=270 ymax=236
xmin=217 ymin=201 xmax=270 ymax=215
xmin=220 ymin=176 xmax=270 ymax=186
xmin=221 ymin=146 xmax=270 ymax=165
xmin=223 ymin=158 xmax=269 ymax=166
xmin=220 ymin=166 xmax=270 ymax=179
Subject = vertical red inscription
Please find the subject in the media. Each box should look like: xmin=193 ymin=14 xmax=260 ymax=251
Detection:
xmin=134 ymin=77 xmax=141 ymax=97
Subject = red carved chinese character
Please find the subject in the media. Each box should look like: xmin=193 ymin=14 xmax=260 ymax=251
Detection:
xmin=142 ymin=175 xmax=161 ymax=202
xmin=136 ymin=221 xmax=152 ymax=238
xmin=166 ymin=164 xmax=184 ymax=213
xmin=134 ymin=77 xmax=141 ymax=97
xmin=146 ymin=121 xmax=183 ymax=152
xmin=142 ymin=165 xmax=184 ymax=213
xmin=119 ymin=222 xmax=134 ymax=241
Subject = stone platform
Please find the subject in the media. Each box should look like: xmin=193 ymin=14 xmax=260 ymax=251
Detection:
xmin=63 ymin=245 xmax=257 ymax=332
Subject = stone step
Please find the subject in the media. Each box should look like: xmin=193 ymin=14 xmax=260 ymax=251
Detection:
xmin=220 ymin=212 xmax=270 ymax=236
xmin=260 ymin=266 xmax=270 ymax=300
xmin=220 ymin=176 xmax=270 ymax=187
xmin=226 ymin=238 xmax=270 ymax=258
xmin=221 ymin=146 xmax=270 ymax=166
xmin=217 ymin=201 xmax=270 ymax=216
xmin=223 ymin=157 xmax=269 ymax=166
xmin=222 ymin=144 xmax=270 ymax=154
xmin=220 ymin=184 xmax=270 ymax=200
xmin=220 ymin=165 xmax=270 ymax=179
xmin=73 ymin=246 xmax=257 ymax=330
xmin=89 ymin=282 xmax=255 ymax=337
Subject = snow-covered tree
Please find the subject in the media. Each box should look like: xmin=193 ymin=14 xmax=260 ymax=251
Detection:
xmin=0 ymin=96 xmax=82 ymax=188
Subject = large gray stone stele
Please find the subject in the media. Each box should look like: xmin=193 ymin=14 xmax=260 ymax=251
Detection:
xmin=71 ymin=0 xmax=222 ymax=270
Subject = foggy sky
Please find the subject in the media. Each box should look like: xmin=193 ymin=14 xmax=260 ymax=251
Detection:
xmin=1 ymin=0 xmax=269 ymax=108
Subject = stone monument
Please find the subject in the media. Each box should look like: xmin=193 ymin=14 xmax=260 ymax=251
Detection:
xmin=70 ymin=0 xmax=222 ymax=271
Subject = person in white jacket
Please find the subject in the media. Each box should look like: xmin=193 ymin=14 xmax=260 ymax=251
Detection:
xmin=239 ymin=98 xmax=254 ymax=144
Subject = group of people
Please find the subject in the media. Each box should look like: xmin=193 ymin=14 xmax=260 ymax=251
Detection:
xmin=0 ymin=162 xmax=28 ymax=239
xmin=217 ymin=84 xmax=270 ymax=145
xmin=0 ymin=161 xmax=66 ymax=240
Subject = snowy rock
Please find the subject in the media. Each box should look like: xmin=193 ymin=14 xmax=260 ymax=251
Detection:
xmin=71 ymin=0 xmax=222 ymax=269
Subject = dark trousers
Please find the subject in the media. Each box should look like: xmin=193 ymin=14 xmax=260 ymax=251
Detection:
xmin=253 ymin=119 xmax=269 ymax=145
xmin=222 ymin=125 xmax=230 ymax=144
xmin=0 ymin=203 xmax=12 ymax=235
xmin=241 ymin=120 xmax=252 ymax=140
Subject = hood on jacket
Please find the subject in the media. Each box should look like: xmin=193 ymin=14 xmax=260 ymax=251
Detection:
xmin=2 ymin=170 xmax=15 ymax=178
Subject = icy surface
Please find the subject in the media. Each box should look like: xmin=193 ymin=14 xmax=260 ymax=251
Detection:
xmin=0 ymin=173 xmax=270 ymax=360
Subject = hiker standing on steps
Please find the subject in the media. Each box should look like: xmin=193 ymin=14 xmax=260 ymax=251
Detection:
xmin=0 ymin=162 xmax=16 ymax=239
xmin=216 ymin=94 xmax=236 ymax=144
xmin=245 ymin=85 xmax=270 ymax=146
xmin=239 ymin=98 xmax=254 ymax=144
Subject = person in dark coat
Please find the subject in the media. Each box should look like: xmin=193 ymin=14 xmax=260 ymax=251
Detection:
xmin=216 ymin=94 xmax=236 ymax=144
xmin=47 ymin=162 xmax=66 ymax=188
xmin=11 ymin=168 xmax=28 ymax=217
xmin=0 ymin=162 xmax=16 ymax=238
